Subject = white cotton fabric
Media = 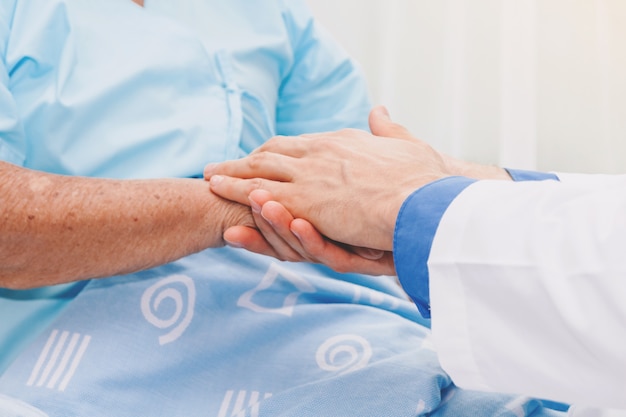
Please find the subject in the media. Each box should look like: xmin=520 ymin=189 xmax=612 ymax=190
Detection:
xmin=429 ymin=173 xmax=626 ymax=409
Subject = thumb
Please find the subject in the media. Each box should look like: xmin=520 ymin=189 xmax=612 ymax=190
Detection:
xmin=368 ymin=106 xmax=415 ymax=141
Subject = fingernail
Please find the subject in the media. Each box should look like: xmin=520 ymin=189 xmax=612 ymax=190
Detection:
xmin=249 ymin=196 xmax=261 ymax=213
xmin=290 ymin=225 xmax=302 ymax=241
xmin=260 ymin=211 xmax=274 ymax=226
xmin=210 ymin=175 xmax=223 ymax=185
xmin=224 ymin=236 xmax=243 ymax=248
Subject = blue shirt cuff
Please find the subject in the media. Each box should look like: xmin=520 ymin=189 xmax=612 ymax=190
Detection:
xmin=505 ymin=168 xmax=559 ymax=182
xmin=393 ymin=177 xmax=476 ymax=318
xmin=393 ymin=169 xmax=560 ymax=318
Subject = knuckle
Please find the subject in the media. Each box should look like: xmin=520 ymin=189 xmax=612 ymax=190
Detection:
xmin=336 ymin=128 xmax=361 ymax=140
xmin=246 ymin=153 xmax=269 ymax=171
xmin=314 ymin=136 xmax=339 ymax=151
xmin=314 ymin=129 xmax=361 ymax=149
xmin=263 ymin=136 xmax=283 ymax=149
xmin=249 ymin=177 xmax=265 ymax=191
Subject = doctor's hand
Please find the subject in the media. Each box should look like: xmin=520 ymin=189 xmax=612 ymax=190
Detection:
xmin=205 ymin=107 xmax=512 ymax=274
xmin=205 ymin=106 xmax=452 ymax=252
xmin=222 ymin=189 xmax=396 ymax=276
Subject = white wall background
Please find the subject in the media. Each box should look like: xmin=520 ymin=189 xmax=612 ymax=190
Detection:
xmin=307 ymin=0 xmax=626 ymax=173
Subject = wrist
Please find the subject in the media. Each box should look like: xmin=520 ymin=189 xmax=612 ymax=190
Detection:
xmin=204 ymin=192 xmax=254 ymax=247
xmin=443 ymin=154 xmax=511 ymax=181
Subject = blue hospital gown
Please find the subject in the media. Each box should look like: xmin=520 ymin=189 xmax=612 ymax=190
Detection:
xmin=0 ymin=0 xmax=566 ymax=416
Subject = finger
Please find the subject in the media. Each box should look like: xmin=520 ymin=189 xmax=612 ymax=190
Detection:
xmin=290 ymin=218 xmax=396 ymax=276
xmin=223 ymin=226 xmax=281 ymax=258
xmin=209 ymin=175 xmax=281 ymax=206
xmin=251 ymin=135 xmax=314 ymax=157
xmin=249 ymin=195 xmax=304 ymax=262
xmin=223 ymin=218 xmax=305 ymax=263
xmin=299 ymin=132 xmax=332 ymax=140
xmin=204 ymin=152 xmax=296 ymax=181
xmin=368 ymin=106 xmax=416 ymax=142
xmin=250 ymin=190 xmax=319 ymax=261
xmin=301 ymin=128 xmax=366 ymax=141
xmin=351 ymin=246 xmax=385 ymax=260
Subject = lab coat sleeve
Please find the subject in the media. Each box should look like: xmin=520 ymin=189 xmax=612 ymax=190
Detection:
xmin=395 ymin=169 xmax=557 ymax=318
xmin=0 ymin=0 xmax=27 ymax=166
xmin=427 ymin=172 xmax=626 ymax=408
xmin=275 ymin=0 xmax=371 ymax=133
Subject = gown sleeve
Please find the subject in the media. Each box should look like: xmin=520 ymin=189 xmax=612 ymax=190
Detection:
xmin=275 ymin=0 xmax=372 ymax=134
xmin=0 ymin=0 xmax=26 ymax=166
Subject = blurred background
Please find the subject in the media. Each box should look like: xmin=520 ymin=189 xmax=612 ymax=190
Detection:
xmin=308 ymin=0 xmax=626 ymax=174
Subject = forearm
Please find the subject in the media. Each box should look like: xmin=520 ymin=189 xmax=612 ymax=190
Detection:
xmin=0 ymin=162 xmax=251 ymax=289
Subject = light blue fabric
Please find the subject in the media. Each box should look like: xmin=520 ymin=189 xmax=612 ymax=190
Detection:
xmin=0 ymin=0 xmax=371 ymax=374
xmin=0 ymin=1 xmax=565 ymax=415
xmin=0 ymin=284 xmax=87 ymax=376
xmin=0 ymin=250 xmax=562 ymax=417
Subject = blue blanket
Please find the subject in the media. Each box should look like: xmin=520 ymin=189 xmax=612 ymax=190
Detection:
xmin=0 ymin=248 xmax=565 ymax=416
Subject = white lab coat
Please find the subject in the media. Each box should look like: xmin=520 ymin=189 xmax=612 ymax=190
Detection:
xmin=427 ymin=173 xmax=626 ymax=411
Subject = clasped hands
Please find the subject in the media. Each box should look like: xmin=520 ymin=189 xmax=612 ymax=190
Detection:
xmin=205 ymin=106 xmax=509 ymax=276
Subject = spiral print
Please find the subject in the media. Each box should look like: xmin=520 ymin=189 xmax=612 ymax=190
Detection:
xmin=315 ymin=334 xmax=372 ymax=375
xmin=140 ymin=275 xmax=196 ymax=345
